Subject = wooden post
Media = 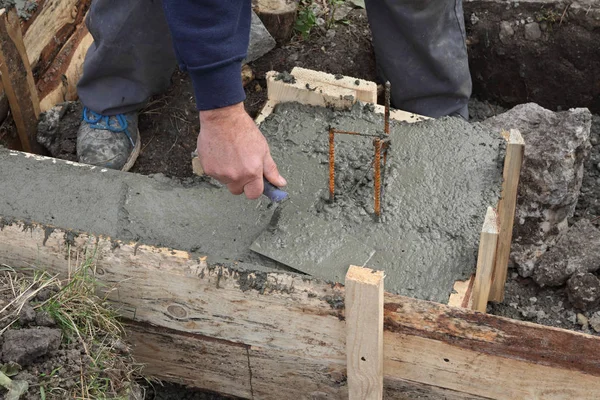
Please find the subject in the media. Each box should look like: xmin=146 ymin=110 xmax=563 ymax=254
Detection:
xmin=489 ymin=129 xmax=525 ymax=302
xmin=0 ymin=7 xmax=44 ymax=154
xmin=345 ymin=265 xmax=384 ymax=400
xmin=471 ymin=207 xmax=499 ymax=312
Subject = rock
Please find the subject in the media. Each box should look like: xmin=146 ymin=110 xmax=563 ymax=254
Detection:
xmin=245 ymin=11 xmax=276 ymax=64
xmin=567 ymin=272 xmax=600 ymax=310
xmin=18 ymin=303 xmax=36 ymax=325
xmin=590 ymin=312 xmax=600 ymax=333
xmin=470 ymin=13 xmax=480 ymax=25
xmin=1 ymin=327 xmax=61 ymax=366
xmin=333 ymin=2 xmax=353 ymax=21
xmin=577 ymin=312 xmax=589 ymax=328
xmin=482 ymin=104 xmax=592 ymax=277
xmin=499 ymin=21 xmax=514 ymax=44
xmin=524 ymin=22 xmax=542 ymax=41
xmin=35 ymin=310 xmax=57 ymax=327
xmin=533 ymin=219 xmax=600 ymax=286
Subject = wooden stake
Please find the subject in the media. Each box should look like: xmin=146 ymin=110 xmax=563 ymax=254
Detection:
xmin=471 ymin=207 xmax=500 ymax=312
xmin=489 ymin=129 xmax=525 ymax=302
xmin=0 ymin=7 xmax=44 ymax=154
xmin=345 ymin=265 xmax=384 ymax=400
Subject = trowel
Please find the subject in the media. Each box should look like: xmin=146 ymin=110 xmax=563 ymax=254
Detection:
xmin=251 ymin=179 xmax=375 ymax=283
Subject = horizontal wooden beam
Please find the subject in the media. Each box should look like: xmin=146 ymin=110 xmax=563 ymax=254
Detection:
xmin=1 ymin=218 xmax=599 ymax=399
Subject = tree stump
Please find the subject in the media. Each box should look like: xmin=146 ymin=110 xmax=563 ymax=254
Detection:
xmin=253 ymin=0 xmax=298 ymax=44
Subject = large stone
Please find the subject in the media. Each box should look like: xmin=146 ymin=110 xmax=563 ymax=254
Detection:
xmin=246 ymin=11 xmax=276 ymax=64
xmin=482 ymin=103 xmax=592 ymax=277
xmin=533 ymin=219 xmax=600 ymax=287
xmin=1 ymin=327 xmax=61 ymax=366
xmin=498 ymin=21 xmax=514 ymax=44
xmin=523 ymin=22 xmax=542 ymax=41
xmin=567 ymin=272 xmax=600 ymax=311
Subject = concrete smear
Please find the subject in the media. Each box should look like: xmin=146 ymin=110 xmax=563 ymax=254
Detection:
xmin=0 ymin=102 xmax=502 ymax=303
xmin=256 ymin=103 xmax=504 ymax=302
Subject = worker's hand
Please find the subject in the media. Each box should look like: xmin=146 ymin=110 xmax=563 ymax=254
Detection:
xmin=198 ymin=103 xmax=287 ymax=199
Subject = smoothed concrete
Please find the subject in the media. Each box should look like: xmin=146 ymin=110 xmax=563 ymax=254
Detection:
xmin=253 ymin=103 xmax=504 ymax=302
xmin=0 ymin=102 xmax=503 ymax=302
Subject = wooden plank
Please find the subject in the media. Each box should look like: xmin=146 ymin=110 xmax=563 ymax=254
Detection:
xmin=290 ymin=66 xmax=378 ymax=104
xmin=0 ymin=8 xmax=44 ymax=154
xmin=345 ymin=266 xmax=384 ymax=400
xmin=266 ymin=70 xmax=357 ymax=109
xmin=447 ymin=275 xmax=474 ymax=308
xmin=127 ymin=323 xmax=253 ymax=399
xmin=471 ymin=207 xmax=499 ymax=312
xmin=2 ymin=219 xmax=600 ymax=398
xmin=489 ymin=129 xmax=525 ymax=302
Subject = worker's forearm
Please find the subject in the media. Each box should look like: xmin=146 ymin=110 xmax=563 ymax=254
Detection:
xmin=161 ymin=0 xmax=251 ymax=111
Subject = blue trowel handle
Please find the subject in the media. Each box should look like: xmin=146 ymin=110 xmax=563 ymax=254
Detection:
xmin=263 ymin=178 xmax=289 ymax=203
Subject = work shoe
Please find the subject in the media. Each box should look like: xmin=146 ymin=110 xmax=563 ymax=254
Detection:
xmin=77 ymin=107 xmax=141 ymax=171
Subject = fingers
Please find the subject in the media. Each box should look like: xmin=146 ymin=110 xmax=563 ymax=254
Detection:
xmin=242 ymin=177 xmax=264 ymax=200
xmin=263 ymin=152 xmax=287 ymax=188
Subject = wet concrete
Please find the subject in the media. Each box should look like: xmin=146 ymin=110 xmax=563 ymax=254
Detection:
xmin=0 ymin=102 xmax=503 ymax=303
xmin=0 ymin=1 xmax=37 ymax=19
xmin=256 ymin=103 xmax=504 ymax=302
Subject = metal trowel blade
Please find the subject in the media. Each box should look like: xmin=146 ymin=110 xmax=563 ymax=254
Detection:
xmin=250 ymin=202 xmax=375 ymax=282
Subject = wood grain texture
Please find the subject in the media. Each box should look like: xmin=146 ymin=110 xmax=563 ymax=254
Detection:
xmin=253 ymin=0 xmax=297 ymax=43
xmin=23 ymin=0 xmax=91 ymax=75
xmin=345 ymin=266 xmax=384 ymax=400
xmin=0 ymin=8 xmax=44 ymax=154
xmin=291 ymin=67 xmax=378 ymax=104
xmin=471 ymin=207 xmax=499 ymax=312
xmin=38 ymin=21 xmax=93 ymax=112
xmin=2 ymin=216 xmax=600 ymax=398
xmin=489 ymin=129 xmax=525 ymax=302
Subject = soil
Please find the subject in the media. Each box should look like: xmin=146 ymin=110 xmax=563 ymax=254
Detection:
xmin=0 ymin=279 xmax=122 ymax=400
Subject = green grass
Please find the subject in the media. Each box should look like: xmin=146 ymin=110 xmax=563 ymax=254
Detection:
xmin=1 ymin=247 xmax=143 ymax=400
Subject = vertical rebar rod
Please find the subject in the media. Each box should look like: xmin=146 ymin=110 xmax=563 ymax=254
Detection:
xmin=374 ymin=138 xmax=382 ymax=220
xmin=328 ymin=127 xmax=336 ymax=202
xmin=384 ymin=81 xmax=391 ymax=135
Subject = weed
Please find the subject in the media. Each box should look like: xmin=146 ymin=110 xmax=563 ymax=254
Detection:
xmin=1 ymin=247 xmax=143 ymax=400
xmin=536 ymin=7 xmax=560 ymax=25
xmin=295 ymin=1 xmax=318 ymax=39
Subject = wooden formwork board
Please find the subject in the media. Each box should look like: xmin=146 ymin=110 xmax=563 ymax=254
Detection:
xmin=1 ymin=220 xmax=599 ymax=399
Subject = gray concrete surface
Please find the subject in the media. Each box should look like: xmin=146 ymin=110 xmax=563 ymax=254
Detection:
xmin=0 ymin=103 xmax=504 ymax=302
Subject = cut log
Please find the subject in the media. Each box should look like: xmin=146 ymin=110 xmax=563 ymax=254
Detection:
xmin=38 ymin=20 xmax=93 ymax=112
xmin=23 ymin=0 xmax=91 ymax=76
xmin=253 ymin=0 xmax=298 ymax=44
xmin=0 ymin=8 xmax=44 ymax=154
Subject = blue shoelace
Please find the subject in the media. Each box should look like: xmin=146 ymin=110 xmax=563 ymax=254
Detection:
xmin=82 ymin=107 xmax=135 ymax=147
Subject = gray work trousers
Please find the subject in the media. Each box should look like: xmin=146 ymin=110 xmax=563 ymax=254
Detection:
xmin=77 ymin=0 xmax=471 ymax=118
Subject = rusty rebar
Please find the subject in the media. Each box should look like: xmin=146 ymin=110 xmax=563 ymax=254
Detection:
xmin=374 ymin=138 xmax=382 ymax=220
xmin=384 ymin=81 xmax=391 ymax=135
xmin=328 ymin=127 xmax=335 ymax=202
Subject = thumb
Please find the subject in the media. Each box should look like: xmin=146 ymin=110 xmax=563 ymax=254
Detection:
xmin=263 ymin=152 xmax=287 ymax=188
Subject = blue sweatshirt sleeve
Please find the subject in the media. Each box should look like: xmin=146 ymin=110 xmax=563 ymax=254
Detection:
xmin=162 ymin=0 xmax=251 ymax=111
